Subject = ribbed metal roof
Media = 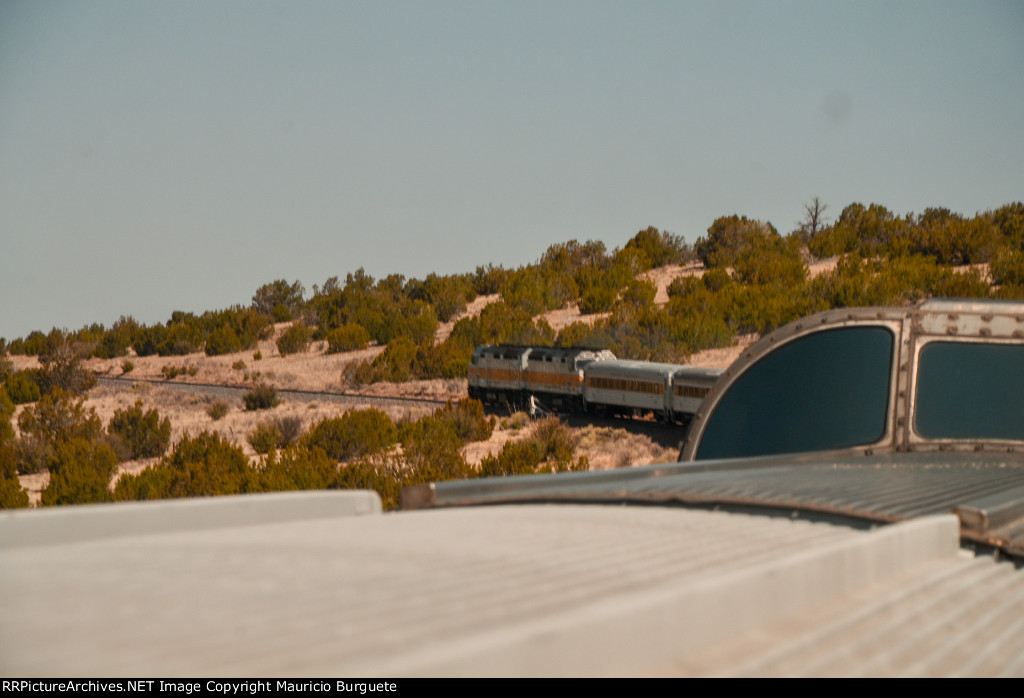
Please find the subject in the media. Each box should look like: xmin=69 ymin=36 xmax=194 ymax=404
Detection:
xmin=7 ymin=492 xmax=1023 ymax=677
xmin=404 ymin=451 xmax=1024 ymax=557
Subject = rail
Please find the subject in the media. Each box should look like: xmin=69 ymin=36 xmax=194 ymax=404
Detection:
xmin=95 ymin=375 xmax=453 ymax=409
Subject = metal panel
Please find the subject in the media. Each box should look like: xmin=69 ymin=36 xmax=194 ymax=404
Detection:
xmin=679 ymin=309 xmax=908 ymax=461
xmin=406 ymin=451 xmax=1024 ymax=558
xmin=5 ymin=497 xmax=1022 ymax=676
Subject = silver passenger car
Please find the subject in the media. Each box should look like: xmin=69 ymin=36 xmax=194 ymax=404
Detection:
xmin=669 ymin=365 xmax=723 ymax=423
xmin=583 ymin=359 xmax=678 ymax=420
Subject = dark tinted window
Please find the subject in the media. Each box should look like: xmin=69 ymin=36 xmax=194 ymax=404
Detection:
xmin=696 ymin=327 xmax=894 ymax=460
xmin=915 ymin=341 xmax=1024 ymax=440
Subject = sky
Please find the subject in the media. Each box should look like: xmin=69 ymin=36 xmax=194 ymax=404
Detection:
xmin=1 ymin=0 xmax=1022 ymax=340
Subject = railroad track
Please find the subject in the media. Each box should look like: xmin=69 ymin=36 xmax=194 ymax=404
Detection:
xmin=95 ymin=375 xmax=455 ymax=409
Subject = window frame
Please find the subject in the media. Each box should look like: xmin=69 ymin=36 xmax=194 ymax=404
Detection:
xmin=907 ymin=336 xmax=1024 ymax=449
xmin=687 ymin=319 xmax=905 ymax=461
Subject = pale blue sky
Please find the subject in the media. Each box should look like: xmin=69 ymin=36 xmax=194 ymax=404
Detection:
xmin=1 ymin=1 xmax=1022 ymax=340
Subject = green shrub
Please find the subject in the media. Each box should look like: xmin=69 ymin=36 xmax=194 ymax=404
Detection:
xmin=276 ymin=323 xmax=313 ymax=356
xmin=336 ymin=428 xmax=471 ymax=510
xmin=5 ymin=370 xmax=41 ymax=404
xmin=12 ymin=330 xmax=48 ymax=356
xmin=620 ymin=226 xmax=691 ymax=269
xmin=992 ymin=249 xmax=1024 ymax=287
xmin=40 ymin=437 xmax=118 ymax=506
xmin=308 ymin=268 xmax=440 ymax=347
xmin=702 ymin=267 xmax=732 ymax=292
xmin=696 ymin=216 xmax=779 ymax=269
xmin=302 ymin=409 xmax=396 ymax=461
xmin=578 ymin=282 xmax=619 ymax=314
xmin=36 ymin=335 xmax=96 ymax=396
xmin=326 ymin=323 xmax=370 ymax=353
xmin=13 ymin=435 xmax=50 ymax=475
xmin=530 ymin=416 xmax=582 ymax=467
xmin=258 ymin=445 xmax=337 ymax=492
xmin=472 ymin=264 xmax=508 ymax=295
xmin=0 ymin=387 xmax=13 ymax=442
xmin=404 ymin=273 xmax=476 ymax=323
xmin=232 ymin=360 xmax=246 ymax=371
xmin=204 ymin=326 xmax=242 ymax=356
xmin=0 ymin=436 xmax=30 ymax=509
xmin=243 ymin=383 xmax=280 ymax=411
xmin=18 ymin=389 xmax=104 ymax=450
xmin=271 ymin=303 xmax=292 ymax=322
xmin=398 ymin=416 xmax=471 ymax=482
xmin=479 ymin=439 xmax=544 ymax=477
xmin=112 ymin=462 xmax=176 ymax=501
xmin=0 ymin=466 xmax=29 ymax=509
xmin=114 ymin=431 xmax=258 ymax=500
xmin=207 ymin=400 xmax=229 ymax=421
xmin=270 ymin=302 xmax=290 ymax=321
xmin=432 ymin=399 xmax=494 ymax=444
xmin=108 ymin=400 xmax=172 ymax=460
xmin=246 ymin=415 xmax=302 ymax=454
xmin=121 ymin=360 xmax=134 ymax=374
xmin=252 ymin=279 xmax=305 ymax=316
xmin=248 ymin=421 xmax=282 ymax=455
xmin=253 ymin=350 xmax=263 ymax=361
xmin=334 ymin=456 xmax=405 ymax=510
xmin=92 ymin=316 xmax=138 ymax=359
xmin=480 ymin=417 xmax=587 ymax=477
xmin=104 ymin=432 xmax=133 ymax=462
xmin=369 ymin=336 xmax=417 ymax=382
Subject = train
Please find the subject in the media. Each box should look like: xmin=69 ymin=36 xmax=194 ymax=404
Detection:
xmin=467 ymin=344 xmax=723 ymax=424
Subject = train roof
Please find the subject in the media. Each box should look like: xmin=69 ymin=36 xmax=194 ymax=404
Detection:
xmin=472 ymin=344 xmax=531 ymax=360
xmin=473 ymin=345 xmax=616 ymax=361
xmin=671 ymin=366 xmax=724 ymax=382
xmin=6 ymin=483 xmax=1022 ymax=676
xmin=584 ymin=359 xmax=683 ymax=379
xmin=526 ymin=346 xmax=615 ymax=361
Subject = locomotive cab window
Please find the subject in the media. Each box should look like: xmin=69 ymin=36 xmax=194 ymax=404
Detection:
xmin=914 ymin=341 xmax=1024 ymax=441
xmin=695 ymin=326 xmax=895 ymax=460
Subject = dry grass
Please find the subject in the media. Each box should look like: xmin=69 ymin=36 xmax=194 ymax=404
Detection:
xmin=575 ymin=425 xmax=680 ymax=470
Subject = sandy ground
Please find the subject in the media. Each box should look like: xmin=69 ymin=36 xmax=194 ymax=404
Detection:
xmin=434 ymin=293 xmax=500 ymax=343
xmin=538 ymin=303 xmax=610 ymax=333
xmin=640 ymin=263 xmax=706 ymax=305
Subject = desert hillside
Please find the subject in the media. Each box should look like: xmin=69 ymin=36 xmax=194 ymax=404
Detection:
xmin=9 ymin=263 xmax=758 ymax=506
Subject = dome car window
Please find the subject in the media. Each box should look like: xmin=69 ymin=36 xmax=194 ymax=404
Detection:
xmin=914 ymin=341 xmax=1024 ymax=440
xmin=696 ymin=327 xmax=894 ymax=460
